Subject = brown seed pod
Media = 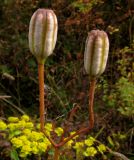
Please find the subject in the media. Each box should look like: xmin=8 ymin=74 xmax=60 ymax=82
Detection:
xmin=84 ymin=30 xmax=109 ymax=78
xmin=29 ymin=9 xmax=58 ymax=64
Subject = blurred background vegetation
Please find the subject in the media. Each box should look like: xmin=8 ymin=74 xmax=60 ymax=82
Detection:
xmin=0 ymin=0 xmax=133 ymax=159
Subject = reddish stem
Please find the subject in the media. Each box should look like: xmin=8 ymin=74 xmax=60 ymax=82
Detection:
xmin=42 ymin=78 xmax=96 ymax=158
xmin=54 ymin=148 xmax=59 ymax=160
xmin=88 ymin=79 xmax=96 ymax=129
xmin=38 ymin=64 xmax=45 ymax=132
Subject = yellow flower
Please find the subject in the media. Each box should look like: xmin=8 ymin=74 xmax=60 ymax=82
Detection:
xmin=73 ymin=142 xmax=84 ymax=150
xmin=38 ymin=142 xmax=48 ymax=152
xmin=97 ymin=144 xmax=106 ymax=154
xmin=23 ymin=129 xmax=31 ymax=135
xmin=21 ymin=144 xmax=32 ymax=153
xmin=31 ymin=141 xmax=39 ymax=154
xmin=25 ymin=122 xmax=34 ymax=129
xmin=0 ymin=120 xmax=7 ymax=130
xmin=18 ymin=140 xmax=32 ymax=157
xmin=21 ymin=115 xmax=30 ymax=122
xmin=20 ymin=144 xmax=32 ymax=157
xmin=83 ymin=147 xmax=97 ymax=157
xmin=11 ymin=137 xmax=23 ymax=148
xmin=45 ymin=123 xmax=52 ymax=131
xmin=70 ymin=131 xmax=79 ymax=139
xmin=65 ymin=139 xmax=74 ymax=148
xmin=18 ymin=135 xmax=31 ymax=146
xmin=8 ymin=117 xmax=19 ymax=123
xmin=17 ymin=120 xmax=26 ymax=129
xmin=55 ymin=127 xmax=63 ymax=136
xmin=84 ymin=137 xmax=95 ymax=147
xmin=19 ymin=152 xmax=28 ymax=158
xmin=7 ymin=123 xmax=17 ymax=131
xmin=43 ymin=137 xmax=51 ymax=146
xmin=44 ymin=123 xmax=53 ymax=136
xmin=28 ymin=131 xmax=44 ymax=141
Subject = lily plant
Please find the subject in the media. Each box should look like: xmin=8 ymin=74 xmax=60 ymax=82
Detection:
xmin=29 ymin=8 xmax=109 ymax=160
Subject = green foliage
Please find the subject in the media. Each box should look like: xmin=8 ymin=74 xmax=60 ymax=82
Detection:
xmin=117 ymin=77 xmax=134 ymax=116
xmin=116 ymin=46 xmax=133 ymax=78
xmin=102 ymin=77 xmax=134 ymax=117
xmin=107 ymin=132 xmax=127 ymax=151
xmin=71 ymin=0 xmax=103 ymax=13
xmin=10 ymin=149 xmax=20 ymax=160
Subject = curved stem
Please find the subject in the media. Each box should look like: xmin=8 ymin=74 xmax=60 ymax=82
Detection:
xmin=38 ymin=64 xmax=45 ymax=132
xmin=57 ymin=127 xmax=90 ymax=147
xmin=42 ymin=78 xmax=96 ymax=150
xmin=43 ymin=130 xmax=57 ymax=147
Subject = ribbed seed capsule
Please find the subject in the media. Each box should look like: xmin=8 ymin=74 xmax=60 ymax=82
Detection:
xmin=84 ymin=30 xmax=109 ymax=78
xmin=29 ymin=9 xmax=58 ymax=64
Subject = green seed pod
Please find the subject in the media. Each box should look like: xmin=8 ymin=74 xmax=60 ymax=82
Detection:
xmin=29 ymin=9 xmax=58 ymax=64
xmin=84 ymin=30 xmax=109 ymax=78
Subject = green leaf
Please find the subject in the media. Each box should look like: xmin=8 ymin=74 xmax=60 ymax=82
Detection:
xmin=48 ymin=149 xmax=54 ymax=156
xmin=9 ymin=130 xmax=22 ymax=139
xmin=10 ymin=149 xmax=19 ymax=160
xmin=107 ymin=136 xmax=114 ymax=147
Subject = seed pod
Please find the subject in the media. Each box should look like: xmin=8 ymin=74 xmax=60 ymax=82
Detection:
xmin=29 ymin=9 xmax=58 ymax=64
xmin=84 ymin=30 xmax=109 ymax=78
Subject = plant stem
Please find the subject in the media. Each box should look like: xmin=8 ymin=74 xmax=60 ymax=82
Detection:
xmin=57 ymin=127 xmax=89 ymax=147
xmin=89 ymin=79 xmax=96 ymax=128
xmin=38 ymin=64 xmax=45 ymax=132
xmin=54 ymin=148 xmax=59 ymax=160
xmin=43 ymin=130 xmax=57 ymax=147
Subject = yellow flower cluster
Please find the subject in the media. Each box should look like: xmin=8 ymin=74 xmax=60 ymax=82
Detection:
xmin=5 ymin=115 xmax=68 ymax=158
xmin=11 ymin=131 xmax=51 ymax=157
xmin=55 ymin=127 xmax=64 ymax=136
xmin=7 ymin=115 xmax=52 ymax=158
xmin=83 ymin=146 xmax=97 ymax=157
xmin=97 ymin=144 xmax=106 ymax=154
xmin=44 ymin=123 xmax=53 ymax=136
xmin=8 ymin=117 xmax=19 ymax=122
xmin=73 ymin=136 xmax=107 ymax=158
xmin=7 ymin=115 xmax=33 ymax=132
xmin=2 ymin=115 xmax=107 ymax=159
xmin=73 ymin=141 xmax=84 ymax=151
xmin=85 ymin=136 xmax=95 ymax=146
xmin=0 ymin=120 xmax=7 ymax=130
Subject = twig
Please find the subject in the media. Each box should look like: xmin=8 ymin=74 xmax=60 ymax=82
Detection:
xmin=57 ymin=127 xmax=90 ymax=147
xmin=0 ymin=95 xmax=11 ymax=99
xmin=95 ymin=126 xmax=105 ymax=139
xmin=95 ymin=139 xmax=130 ymax=160
xmin=43 ymin=130 xmax=57 ymax=147
xmin=2 ymin=98 xmax=25 ymax=114
xmin=107 ymin=147 xmax=130 ymax=160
